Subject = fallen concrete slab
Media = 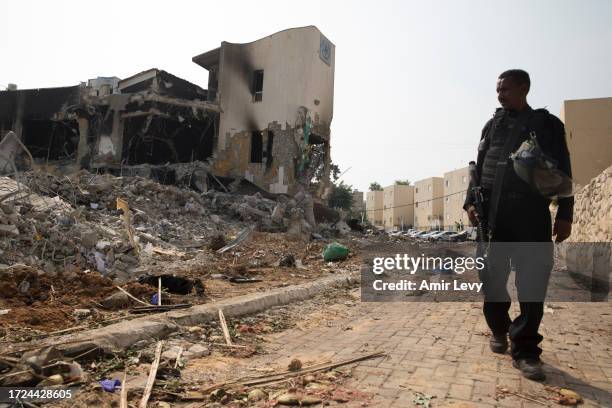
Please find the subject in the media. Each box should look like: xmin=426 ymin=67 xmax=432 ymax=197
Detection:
xmin=55 ymin=272 xmax=357 ymax=356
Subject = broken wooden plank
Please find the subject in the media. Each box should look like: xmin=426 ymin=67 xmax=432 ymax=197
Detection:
xmin=129 ymin=304 xmax=192 ymax=314
xmin=157 ymin=277 xmax=162 ymax=306
xmin=115 ymin=285 xmax=150 ymax=306
xmin=174 ymin=346 xmax=183 ymax=369
xmin=242 ymin=351 xmax=386 ymax=387
xmin=116 ymin=198 xmax=140 ymax=255
xmin=218 ymin=309 xmax=233 ymax=346
xmin=200 ymin=351 xmax=385 ymax=393
xmin=120 ymin=370 xmax=128 ymax=408
xmin=139 ymin=340 xmax=164 ymax=408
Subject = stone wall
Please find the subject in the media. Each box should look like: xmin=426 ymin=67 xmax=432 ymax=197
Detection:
xmin=561 ymin=164 xmax=611 ymax=300
xmin=569 ymin=164 xmax=612 ymax=243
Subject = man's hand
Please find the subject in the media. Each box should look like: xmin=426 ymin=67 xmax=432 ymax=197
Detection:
xmin=466 ymin=205 xmax=479 ymax=226
xmin=553 ymin=219 xmax=572 ymax=242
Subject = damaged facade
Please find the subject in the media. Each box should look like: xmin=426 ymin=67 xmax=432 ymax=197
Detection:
xmin=0 ymin=26 xmax=335 ymax=197
xmin=192 ymin=26 xmax=335 ymax=196
xmin=0 ymin=69 xmax=218 ymax=172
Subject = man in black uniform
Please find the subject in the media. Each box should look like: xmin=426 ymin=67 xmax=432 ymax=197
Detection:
xmin=464 ymin=69 xmax=573 ymax=381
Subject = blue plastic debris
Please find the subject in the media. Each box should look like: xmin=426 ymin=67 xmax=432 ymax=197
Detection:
xmin=100 ymin=378 xmax=121 ymax=393
xmin=151 ymin=293 xmax=159 ymax=305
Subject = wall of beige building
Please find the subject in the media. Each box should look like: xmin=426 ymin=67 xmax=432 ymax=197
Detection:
xmin=215 ymin=26 xmax=335 ymax=151
xmin=366 ymin=190 xmax=384 ymax=228
xmin=413 ymin=177 xmax=444 ymax=230
xmin=382 ymin=185 xmax=415 ymax=231
xmin=560 ymin=97 xmax=612 ymax=187
xmin=443 ymin=167 xmax=469 ymax=230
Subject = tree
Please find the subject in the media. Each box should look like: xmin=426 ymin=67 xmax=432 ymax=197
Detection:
xmin=329 ymin=181 xmax=354 ymax=211
xmin=311 ymin=147 xmax=341 ymax=183
xmin=369 ymin=182 xmax=383 ymax=191
xmin=395 ymin=179 xmax=411 ymax=185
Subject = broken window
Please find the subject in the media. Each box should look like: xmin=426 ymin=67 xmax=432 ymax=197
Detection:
xmin=124 ymin=113 xmax=216 ymax=165
xmin=265 ymin=131 xmax=274 ymax=169
xmin=250 ymin=131 xmax=263 ymax=163
xmin=253 ymin=70 xmax=264 ymax=102
xmin=22 ymin=120 xmax=79 ymax=161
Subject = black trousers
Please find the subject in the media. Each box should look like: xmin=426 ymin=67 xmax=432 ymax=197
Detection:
xmin=480 ymin=196 xmax=553 ymax=360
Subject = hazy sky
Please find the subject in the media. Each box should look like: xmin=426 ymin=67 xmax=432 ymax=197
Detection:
xmin=2 ymin=0 xmax=611 ymax=192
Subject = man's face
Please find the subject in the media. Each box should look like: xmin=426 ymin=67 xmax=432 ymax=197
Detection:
xmin=496 ymin=77 xmax=528 ymax=110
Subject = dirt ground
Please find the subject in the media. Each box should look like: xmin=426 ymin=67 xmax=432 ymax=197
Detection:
xmin=0 ymin=231 xmax=361 ymax=344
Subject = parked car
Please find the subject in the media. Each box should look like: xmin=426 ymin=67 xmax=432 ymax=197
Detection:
xmin=410 ymin=230 xmax=428 ymax=237
xmin=419 ymin=230 xmax=441 ymax=239
xmin=440 ymin=231 xmax=469 ymax=242
xmin=429 ymin=231 xmax=457 ymax=241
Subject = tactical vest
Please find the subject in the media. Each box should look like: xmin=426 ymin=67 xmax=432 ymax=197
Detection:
xmin=477 ymin=107 xmax=552 ymax=195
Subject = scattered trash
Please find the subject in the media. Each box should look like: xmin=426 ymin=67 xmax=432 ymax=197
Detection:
xmin=548 ymin=387 xmax=584 ymax=406
xmin=100 ymin=378 xmax=122 ymax=393
xmin=323 ymin=242 xmax=349 ymax=262
xmin=413 ymin=391 xmax=435 ymax=407
xmin=39 ymin=374 xmax=64 ymax=386
xmin=217 ymin=226 xmax=254 ymax=253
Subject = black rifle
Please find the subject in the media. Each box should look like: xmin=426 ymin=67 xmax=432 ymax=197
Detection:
xmin=468 ymin=161 xmax=488 ymax=258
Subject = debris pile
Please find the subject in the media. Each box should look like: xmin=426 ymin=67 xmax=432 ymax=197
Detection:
xmin=0 ymin=169 xmax=353 ymax=282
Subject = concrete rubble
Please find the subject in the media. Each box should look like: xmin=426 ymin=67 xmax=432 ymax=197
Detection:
xmin=0 ymin=168 xmax=355 ymax=281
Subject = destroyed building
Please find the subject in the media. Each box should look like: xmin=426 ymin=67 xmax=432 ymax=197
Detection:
xmin=0 ymin=26 xmax=335 ymax=196
xmin=192 ymin=26 xmax=335 ymax=195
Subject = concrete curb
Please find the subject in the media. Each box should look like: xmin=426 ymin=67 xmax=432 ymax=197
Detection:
xmin=58 ymin=273 xmax=357 ymax=356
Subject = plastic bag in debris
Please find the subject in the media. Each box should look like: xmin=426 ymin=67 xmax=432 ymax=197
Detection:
xmin=99 ymin=378 xmax=121 ymax=393
xmin=323 ymin=242 xmax=349 ymax=262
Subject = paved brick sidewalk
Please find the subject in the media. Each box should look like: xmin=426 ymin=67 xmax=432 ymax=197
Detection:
xmin=261 ymin=296 xmax=612 ymax=407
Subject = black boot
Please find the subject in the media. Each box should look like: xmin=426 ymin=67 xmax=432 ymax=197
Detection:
xmin=489 ymin=332 xmax=508 ymax=354
xmin=513 ymin=358 xmax=546 ymax=381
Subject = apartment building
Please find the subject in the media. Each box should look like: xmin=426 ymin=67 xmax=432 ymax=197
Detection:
xmin=560 ymin=97 xmax=612 ymax=187
xmin=413 ymin=177 xmax=444 ymax=230
xmin=443 ymin=167 xmax=469 ymax=230
xmin=366 ymin=190 xmax=383 ymax=228
xmin=383 ymin=184 xmax=415 ymax=231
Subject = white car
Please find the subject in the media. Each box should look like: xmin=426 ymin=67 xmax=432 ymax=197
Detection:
xmin=428 ymin=231 xmax=457 ymax=241
xmin=419 ymin=230 xmax=441 ymax=239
